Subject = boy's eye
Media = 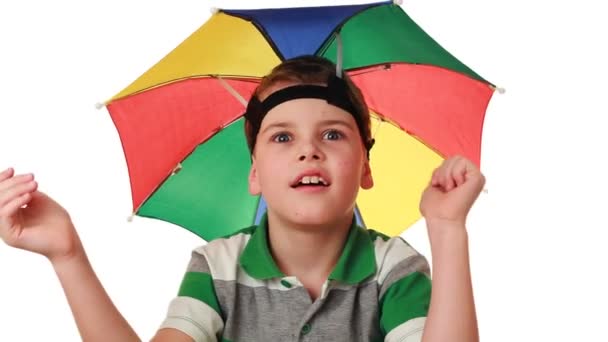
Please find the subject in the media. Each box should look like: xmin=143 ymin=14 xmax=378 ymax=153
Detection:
xmin=323 ymin=129 xmax=343 ymax=140
xmin=273 ymin=133 xmax=291 ymax=143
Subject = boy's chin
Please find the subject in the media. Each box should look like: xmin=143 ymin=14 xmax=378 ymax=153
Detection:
xmin=282 ymin=207 xmax=354 ymax=229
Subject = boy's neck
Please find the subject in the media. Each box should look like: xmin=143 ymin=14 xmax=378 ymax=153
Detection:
xmin=266 ymin=210 xmax=353 ymax=291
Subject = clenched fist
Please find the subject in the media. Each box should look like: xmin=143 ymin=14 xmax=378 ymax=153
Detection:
xmin=420 ymin=156 xmax=485 ymax=228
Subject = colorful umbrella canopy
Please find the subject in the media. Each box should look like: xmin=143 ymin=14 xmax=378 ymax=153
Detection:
xmin=103 ymin=1 xmax=497 ymax=241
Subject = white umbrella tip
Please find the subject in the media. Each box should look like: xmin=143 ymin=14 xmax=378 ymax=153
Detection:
xmin=496 ymin=87 xmax=506 ymax=94
xmin=127 ymin=213 xmax=135 ymax=222
xmin=393 ymin=0 xmax=403 ymax=5
xmin=95 ymin=102 xmax=105 ymax=109
xmin=210 ymin=7 xmax=220 ymax=14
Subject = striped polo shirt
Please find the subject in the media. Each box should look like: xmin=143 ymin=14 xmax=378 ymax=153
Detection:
xmin=159 ymin=214 xmax=431 ymax=341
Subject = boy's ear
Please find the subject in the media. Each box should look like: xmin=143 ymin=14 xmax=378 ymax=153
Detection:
xmin=360 ymin=159 xmax=374 ymax=190
xmin=248 ymin=157 xmax=262 ymax=195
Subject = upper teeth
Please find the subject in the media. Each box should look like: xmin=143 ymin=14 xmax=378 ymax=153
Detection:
xmin=300 ymin=176 xmax=327 ymax=185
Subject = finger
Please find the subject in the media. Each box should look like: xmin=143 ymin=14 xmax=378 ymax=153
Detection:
xmin=441 ymin=157 xmax=459 ymax=191
xmin=432 ymin=164 xmax=446 ymax=188
xmin=0 ymin=192 xmax=32 ymax=218
xmin=432 ymin=163 xmax=446 ymax=189
xmin=0 ymin=179 xmax=38 ymax=207
xmin=463 ymin=161 xmax=486 ymax=191
xmin=0 ymin=173 xmax=34 ymax=193
xmin=431 ymin=168 xmax=439 ymax=186
xmin=0 ymin=167 xmax=15 ymax=183
xmin=452 ymin=158 xmax=467 ymax=187
xmin=463 ymin=159 xmax=480 ymax=181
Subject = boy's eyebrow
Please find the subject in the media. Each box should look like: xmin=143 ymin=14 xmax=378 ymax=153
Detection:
xmin=260 ymin=122 xmax=294 ymax=135
xmin=317 ymin=119 xmax=356 ymax=130
xmin=261 ymin=119 xmax=356 ymax=135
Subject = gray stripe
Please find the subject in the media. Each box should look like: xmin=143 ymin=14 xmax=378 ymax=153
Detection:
xmin=379 ymin=255 xmax=430 ymax=300
xmin=214 ymin=279 xmax=382 ymax=341
xmin=186 ymin=250 xmax=211 ymax=274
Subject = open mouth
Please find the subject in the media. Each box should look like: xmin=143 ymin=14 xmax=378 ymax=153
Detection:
xmin=291 ymin=176 xmax=330 ymax=188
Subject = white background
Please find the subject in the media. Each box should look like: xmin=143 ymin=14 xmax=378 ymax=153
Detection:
xmin=1 ymin=0 xmax=607 ymax=341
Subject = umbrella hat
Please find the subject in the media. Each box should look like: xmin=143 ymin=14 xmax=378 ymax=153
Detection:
xmin=103 ymin=1 xmax=497 ymax=241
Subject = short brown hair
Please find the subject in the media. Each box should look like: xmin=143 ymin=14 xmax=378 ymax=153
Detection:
xmin=244 ymin=55 xmax=372 ymax=155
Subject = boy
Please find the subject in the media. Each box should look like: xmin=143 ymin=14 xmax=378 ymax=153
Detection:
xmin=0 ymin=56 xmax=485 ymax=341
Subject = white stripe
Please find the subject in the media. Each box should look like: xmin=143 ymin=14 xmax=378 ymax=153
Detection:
xmin=373 ymin=237 xmax=420 ymax=285
xmin=195 ymin=233 xmax=250 ymax=279
xmin=384 ymin=317 xmax=426 ymax=342
xmin=159 ymin=296 xmax=223 ymax=342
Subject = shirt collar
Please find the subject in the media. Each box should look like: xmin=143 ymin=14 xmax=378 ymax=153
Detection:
xmin=239 ymin=214 xmax=284 ymax=279
xmin=239 ymin=213 xmax=376 ymax=284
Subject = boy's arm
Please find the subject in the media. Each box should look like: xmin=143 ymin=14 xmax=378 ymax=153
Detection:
xmin=151 ymin=328 xmax=194 ymax=342
xmin=421 ymin=223 xmax=478 ymax=342
xmin=54 ymin=249 xmax=196 ymax=342
xmin=418 ymin=156 xmax=484 ymax=342
xmin=0 ymin=172 xmax=197 ymax=342
xmin=0 ymin=171 xmax=141 ymax=342
xmin=52 ymin=249 xmax=141 ymax=342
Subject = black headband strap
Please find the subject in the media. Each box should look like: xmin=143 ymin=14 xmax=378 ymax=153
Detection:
xmin=244 ymin=74 xmax=374 ymax=157
xmin=256 ymin=84 xmax=358 ymax=117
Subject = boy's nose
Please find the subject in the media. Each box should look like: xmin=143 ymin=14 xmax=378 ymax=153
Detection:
xmin=299 ymin=153 xmax=321 ymax=161
xmin=297 ymin=141 xmax=324 ymax=161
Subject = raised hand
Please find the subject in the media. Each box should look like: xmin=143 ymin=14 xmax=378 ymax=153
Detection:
xmin=419 ymin=156 xmax=485 ymax=228
xmin=0 ymin=167 xmax=82 ymax=262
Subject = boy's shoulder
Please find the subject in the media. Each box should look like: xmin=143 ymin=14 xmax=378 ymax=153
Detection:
xmin=364 ymin=227 xmax=419 ymax=258
xmin=187 ymin=223 xmax=428 ymax=285
xmin=363 ymin=227 xmax=429 ymax=284
xmin=186 ymin=224 xmax=261 ymax=281
xmin=193 ymin=224 xmax=258 ymax=256
xmin=192 ymin=224 xmax=424 ymax=262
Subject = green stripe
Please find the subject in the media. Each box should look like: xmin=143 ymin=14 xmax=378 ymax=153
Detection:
xmin=379 ymin=271 xmax=431 ymax=334
xmin=178 ymin=272 xmax=222 ymax=317
xmin=320 ymin=4 xmax=488 ymax=84
xmin=367 ymin=229 xmax=390 ymax=242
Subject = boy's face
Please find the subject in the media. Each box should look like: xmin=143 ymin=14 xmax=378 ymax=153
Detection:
xmin=248 ymin=84 xmax=373 ymax=227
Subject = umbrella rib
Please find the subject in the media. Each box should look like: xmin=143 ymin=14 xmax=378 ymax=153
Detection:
xmin=313 ymin=2 xmax=389 ymax=57
xmin=336 ymin=31 xmax=343 ymax=78
xmin=215 ymin=76 xmax=248 ymax=107
xmin=372 ymin=114 xmax=385 ymax=143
